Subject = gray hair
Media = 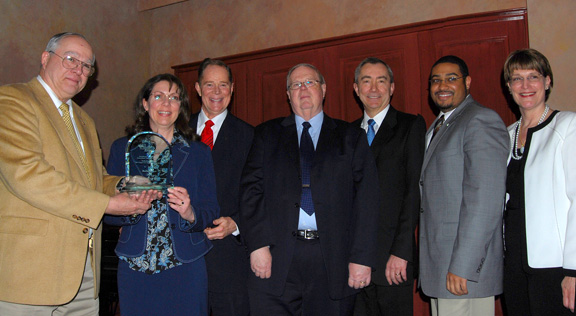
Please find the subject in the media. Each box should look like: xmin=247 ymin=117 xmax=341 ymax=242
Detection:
xmin=354 ymin=57 xmax=394 ymax=84
xmin=45 ymin=32 xmax=95 ymax=64
xmin=286 ymin=63 xmax=325 ymax=90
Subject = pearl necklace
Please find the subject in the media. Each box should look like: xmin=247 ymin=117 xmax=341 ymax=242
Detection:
xmin=511 ymin=104 xmax=549 ymax=160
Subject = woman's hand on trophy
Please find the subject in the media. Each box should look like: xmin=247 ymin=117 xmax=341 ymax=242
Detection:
xmin=167 ymin=187 xmax=195 ymax=223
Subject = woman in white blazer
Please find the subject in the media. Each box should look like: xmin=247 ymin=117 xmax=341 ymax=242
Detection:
xmin=503 ymin=48 xmax=576 ymax=315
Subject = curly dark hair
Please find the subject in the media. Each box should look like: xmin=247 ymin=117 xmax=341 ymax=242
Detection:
xmin=125 ymin=73 xmax=197 ymax=142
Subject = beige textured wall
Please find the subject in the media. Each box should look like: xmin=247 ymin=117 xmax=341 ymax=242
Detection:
xmin=148 ymin=0 xmax=525 ymax=74
xmin=2 ymin=0 xmax=574 ymax=160
xmin=0 ymin=0 xmax=150 ymax=161
xmin=527 ymin=0 xmax=576 ymax=111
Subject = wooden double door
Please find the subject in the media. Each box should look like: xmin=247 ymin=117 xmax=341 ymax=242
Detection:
xmin=175 ymin=9 xmax=527 ymax=128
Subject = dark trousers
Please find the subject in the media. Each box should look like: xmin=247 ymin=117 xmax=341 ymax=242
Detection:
xmin=208 ymin=291 xmax=250 ymax=316
xmin=248 ymin=238 xmax=355 ymax=316
xmin=504 ymin=258 xmax=574 ymax=315
xmin=354 ymin=282 xmax=413 ymax=316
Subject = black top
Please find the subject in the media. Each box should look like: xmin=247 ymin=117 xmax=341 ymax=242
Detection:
xmin=505 ymin=110 xmax=576 ymax=277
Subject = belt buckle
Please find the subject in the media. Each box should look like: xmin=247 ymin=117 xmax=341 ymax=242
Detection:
xmin=301 ymin=229 xmax=316 ymax=239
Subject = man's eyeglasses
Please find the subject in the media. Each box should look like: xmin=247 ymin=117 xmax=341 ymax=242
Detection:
xmin=150 ymin=92 xmax=181 ymax=103
xmin=509 ymin=74 xmax=543 ymax=86
xmin=288 ymin=80 xmax=320 ymax=90
xmin=429 ymin=76 xmax=464 ymax=85
xmin=49 ymin=51 xmax=95 ymax=77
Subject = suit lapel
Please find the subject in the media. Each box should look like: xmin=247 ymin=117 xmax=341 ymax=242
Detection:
xmin=73 ymin=105 xmax=97 ymax=188
xmin=313 ymin=115 xmax=337 ymax=175
xmin=281 ymin=115 xmax=300 ymax=172
xmin=421 ymin=97 xmax=472 ymax=172
xmin=213 ymin=114 xmax=232 ymax=153
xmin=30 ymin=79 xmax=93 ymax=187
xmin=171 ymin=143 xmax=188 ymax=183
xmin=371 ymin=106 xmax=397 ymax=159
xmin=421 ymin=117 xmax=440 ymax=172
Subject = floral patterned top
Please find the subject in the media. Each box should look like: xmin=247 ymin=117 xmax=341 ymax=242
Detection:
xmin=119 ymin=132 xmax=187 ymax=274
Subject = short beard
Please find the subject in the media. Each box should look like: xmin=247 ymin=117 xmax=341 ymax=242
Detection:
xmin=434 ymin=87 xmax=468 ymax=113
xmin=437 ymin=102 xmax=457 ymax=112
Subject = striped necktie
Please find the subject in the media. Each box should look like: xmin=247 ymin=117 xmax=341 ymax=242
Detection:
xmin=59 ymin=103 xmax=91 ymax=183
xmin=201 ymin=120 xmax=215 ymax=150
xmin=431 ymin=115 xmax=445 ymax=141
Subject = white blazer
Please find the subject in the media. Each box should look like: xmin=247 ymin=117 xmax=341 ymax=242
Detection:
xmin=507 ymin=111 xmax=576 ymax=270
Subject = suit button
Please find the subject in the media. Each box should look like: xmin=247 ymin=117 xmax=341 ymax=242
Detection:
xmin=86 ymin=218 xmax=90 ymax=223
xmin=420 ymin=208 xmax=424 ymax=214
xmin=171 ymin=224 xmax=176 ymax=229
xmin=73 ymin=215 xmax=78 ymax=220
xmin=295 ymin=203 xmax=300 ymax=208
xmin=419 ymin=180 xmax=423 ymax=186
xmin=82 ymin=228 xmax=89 ymax=234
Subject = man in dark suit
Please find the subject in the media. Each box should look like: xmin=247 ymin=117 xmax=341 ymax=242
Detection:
xmin=240 ymin=63 xmax=380 ymax=316
xmin=419 ymin=56 xmax=508 ymax=315
xmin=351 ymin=57 xmax=425 ymax=315
xmin=189 ymin=58 xmax=254 ymax=316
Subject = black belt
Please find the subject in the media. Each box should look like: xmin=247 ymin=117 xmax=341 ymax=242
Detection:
xmin=295 ymin=229 xmax=319 ymax=240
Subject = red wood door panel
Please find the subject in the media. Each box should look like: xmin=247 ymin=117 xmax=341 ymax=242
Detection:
xmin=418 ymin=16 xmax=528 ymax=127
xmin=323 ymin=33 xmax=422 ymax=122
xmin=242 ymin=50 xmax=323 ymax=126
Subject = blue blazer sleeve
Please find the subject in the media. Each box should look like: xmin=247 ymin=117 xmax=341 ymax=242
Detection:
xmin=103 ymin=137 xmax=141 ymax=226
xmin=175 ymin=141 xmax=220 ymax=232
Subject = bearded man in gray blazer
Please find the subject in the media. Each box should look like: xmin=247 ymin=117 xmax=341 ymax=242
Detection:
xmin=419 ymin=55 xmax=509 ymax=315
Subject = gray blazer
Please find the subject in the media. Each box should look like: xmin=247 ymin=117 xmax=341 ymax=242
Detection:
xmin=419 ymin=96 xmax=509 ymax=299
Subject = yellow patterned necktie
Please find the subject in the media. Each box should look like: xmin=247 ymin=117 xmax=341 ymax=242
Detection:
xmin=59 ymin=103 xmax=91 ymax=184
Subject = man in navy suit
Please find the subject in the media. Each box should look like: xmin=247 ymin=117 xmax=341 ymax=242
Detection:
xmin=352 ymin=57 xmax=426 ymax=316
xmin=189 ymin=58 xmax=254 ymax=316
xmin=240 ymin=63 xmax=380 ymax=316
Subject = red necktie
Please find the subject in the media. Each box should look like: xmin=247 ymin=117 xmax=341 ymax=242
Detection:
xmin=201 ymin=120 xmax=215 ymax=149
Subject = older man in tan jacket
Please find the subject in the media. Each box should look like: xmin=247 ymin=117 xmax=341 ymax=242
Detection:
xmin=0 ymin=32 xmax=155 ymax=315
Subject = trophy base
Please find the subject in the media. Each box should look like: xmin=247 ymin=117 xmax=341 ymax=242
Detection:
xmin=121 ymin=183 xmax=168 ymax=195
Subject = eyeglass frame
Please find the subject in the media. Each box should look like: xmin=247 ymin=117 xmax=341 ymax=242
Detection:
xmin=48 ymin=51 xmax=95 ymax=77
xmin=287 ymin=80 xmax=321 ymax=90
xmin=429 ymin=76 xmax=464 ymax=85
xmin=509 ymin=73 xmax=543 ymax=86
xmin=149 ymin=91 xmax=182 ymax=103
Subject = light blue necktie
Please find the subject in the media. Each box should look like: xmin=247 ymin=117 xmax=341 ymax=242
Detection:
xmin=367 ymin=119 xmax=376 ymax=146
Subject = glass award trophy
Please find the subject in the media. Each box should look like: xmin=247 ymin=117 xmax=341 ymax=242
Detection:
xmin=121 ymin=131 xmax=174 ymax=194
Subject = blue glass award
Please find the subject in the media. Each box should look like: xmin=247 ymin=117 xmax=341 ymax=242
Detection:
xmin=122 ymin=131 xmax=174 ymax=194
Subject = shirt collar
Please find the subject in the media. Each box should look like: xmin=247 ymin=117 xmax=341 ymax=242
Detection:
xmin=440 ymin=94 xmax=470 ymax=121
xmin=295 ymin=111 xmax=324 ymax=132
xmin=199 ymin=108 xmax=228 ymax=128
xmin=37 ymin=75 xmax=71 ymax=110
xmin=362 ymin=104 xmax=390 ymax=130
